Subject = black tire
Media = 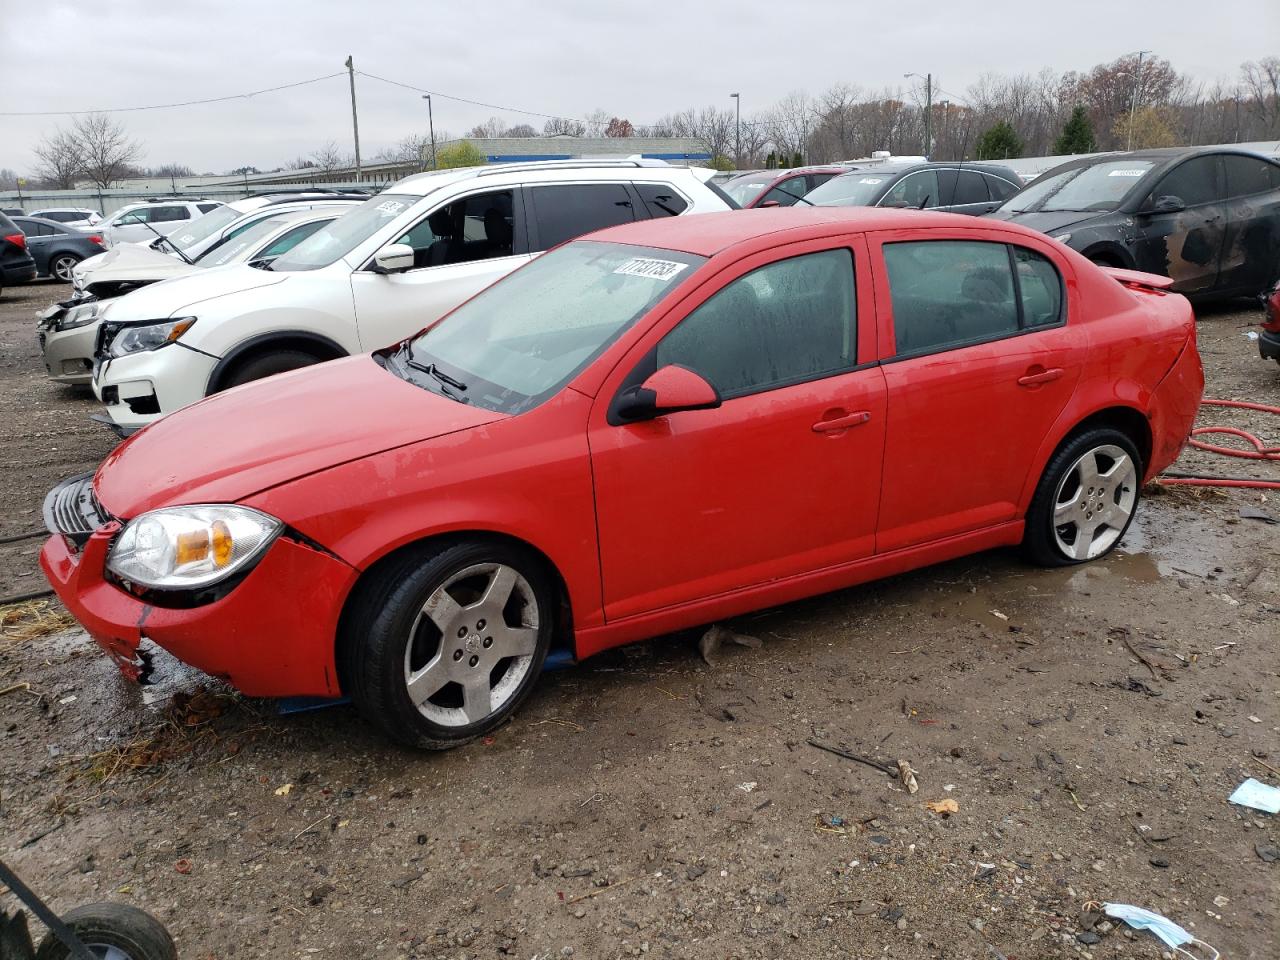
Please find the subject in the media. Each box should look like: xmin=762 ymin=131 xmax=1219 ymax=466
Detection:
xmin=35 ymin=903 xmax=176 ymax=960
xmin=220 ymin=349 xmax=322 ymax=390
xmin=1088 ymin=254 xmax=1120 ymax=269
xmin=1022 ymin=427 xmax=1142 ymax=567
xmin=50 ymin=253 xmax=81 ymax=283
xmin=341 ymin=540 xmax=554 ymax=750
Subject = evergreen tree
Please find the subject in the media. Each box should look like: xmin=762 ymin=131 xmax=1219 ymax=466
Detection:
xmin=975 ymin=121 xmax=1024 ymax=160
xmin=1053 ymin=106 xmax=1097 ymax=155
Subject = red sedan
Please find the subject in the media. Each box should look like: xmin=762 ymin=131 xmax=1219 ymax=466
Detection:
xmin=41 ymin=209 xmax=1203 ymax=749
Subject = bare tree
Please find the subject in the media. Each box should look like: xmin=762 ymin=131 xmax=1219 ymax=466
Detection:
xmin=1240 ymin=56 xmax=1280 ymax=137
xmin=309 ymin=141 xmax=352 ymax=176
xmin=504 ymin=123 xmax=537 ymax=138
xmin=543 ymin=117 xmax=586 ymax=137
xmin=584 ymin=109 xmax=611 ymax=138
xmin=467 ymin=116 xmax=509 ymax=139
xmin=69 ymin=113 xmax=144 ymax=188
xmin=0 ymin=168 xmax=17 ymax=191
xmin=33 ymin=126 xmax=84 ymax=188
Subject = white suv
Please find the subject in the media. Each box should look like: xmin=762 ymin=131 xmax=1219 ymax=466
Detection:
xmin=92 ymin=160 xmax=733 ymax=433
xmin=97 ymin=199 xmax=224 ymax=247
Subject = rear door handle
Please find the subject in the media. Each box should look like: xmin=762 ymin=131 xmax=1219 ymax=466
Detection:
xmin=812 ymin=411 xmax=871 ymax=433
xmin=1017 ymin=367 xmax=1064 ymax=387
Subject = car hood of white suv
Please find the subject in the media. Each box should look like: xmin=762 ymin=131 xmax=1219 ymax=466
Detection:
xmin=102 ymin=264 xmax=287 ymax=321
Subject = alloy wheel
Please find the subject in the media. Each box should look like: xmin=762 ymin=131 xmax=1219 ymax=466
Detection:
xmin=53 ymin=256 xmax=78 ymax=282
xmin=1051 ymin=443 xmax=1137 ymax=560
xmin=402 ymin=563 xmax=540 ymax=727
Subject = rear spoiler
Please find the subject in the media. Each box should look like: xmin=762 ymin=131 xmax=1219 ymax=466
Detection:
xmin=1101 ymin=266 xmax=1175 ymax=293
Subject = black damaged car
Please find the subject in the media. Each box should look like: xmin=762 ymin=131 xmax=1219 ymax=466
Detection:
xmin=988 ymin=147 xmax=1280 ymax=299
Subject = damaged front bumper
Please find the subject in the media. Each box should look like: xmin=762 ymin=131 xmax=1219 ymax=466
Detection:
xmin=40 ymin=492 xmax=359 ymax=699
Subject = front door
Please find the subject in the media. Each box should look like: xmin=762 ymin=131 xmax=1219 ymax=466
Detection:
xmin=1130 ymin=155 xmax=1227 ymax=295
xmin=350 ymin=188 xmax=532 ymax=351
xmin=872 ymin=234 xmax=1084 ymax=552
xmin=590 ymin=242 xmax=887 ymax=622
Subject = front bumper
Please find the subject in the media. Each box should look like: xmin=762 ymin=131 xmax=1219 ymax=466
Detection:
xmin=38 ymin=317 xmax=100 ymax=385
xmin=92 ymin=342 xmax=217 ymax=431
xmin=1259 ymin=329 xmax=1280 ymax=361
xmin=40 ymin=522 xmax=356 ymax=699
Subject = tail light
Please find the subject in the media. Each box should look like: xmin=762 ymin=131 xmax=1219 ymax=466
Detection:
xmin=87 ymin=235 xmax=104 ymax=246
xmin=1264 ymin=282 xmax=1280 ymax=333
xmin=3 ymin=232 xmax=25 ymax=250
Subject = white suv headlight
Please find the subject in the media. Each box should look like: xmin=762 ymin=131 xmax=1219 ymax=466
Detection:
xmin=107 ymin=505 xmax=281 ymax=590
xmin=60 ymin=302 xmax=101 ymax=330
xmin=108 ymin=317 xmax=196 ymax=357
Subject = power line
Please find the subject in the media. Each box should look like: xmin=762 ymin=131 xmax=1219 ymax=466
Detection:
xmin=355 ymin=70 xmax=593 ymax=125
xmin=0 ymin=72 xmax=347 ymax=117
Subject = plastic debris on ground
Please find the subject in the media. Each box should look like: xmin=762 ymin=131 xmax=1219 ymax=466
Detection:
xmin=1103 ymin=903 xmax=1220 ymax=959
xmin=1228 ymin=777 xmax=1280 ymax=814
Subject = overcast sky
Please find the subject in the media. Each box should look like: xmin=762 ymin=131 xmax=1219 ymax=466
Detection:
xmin=1 ymin=0 xmax=1276 ymax=175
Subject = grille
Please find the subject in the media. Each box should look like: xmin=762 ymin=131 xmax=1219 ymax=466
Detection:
xmin=43 ymin=471 xmax=112 ymax=545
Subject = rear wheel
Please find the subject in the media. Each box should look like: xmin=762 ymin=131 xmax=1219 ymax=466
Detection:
xmin=220 ymin=349 xmax=323 ymax=390
xmin=343 ymin=541 xmax=554 ymax=749
xmin=1023 ymin=427 xmax=1141 ymax=567
xmin=34 ymin=903 xmax=176 ymax=960
xmin=50 ymin=253 xmax=81 ymax=283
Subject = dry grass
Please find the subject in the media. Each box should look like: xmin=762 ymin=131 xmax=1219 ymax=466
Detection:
xmin=1142 ymin=480 xmax=1230 ymax=504
xmin=0 ymin=598 xmax=75 ymax=651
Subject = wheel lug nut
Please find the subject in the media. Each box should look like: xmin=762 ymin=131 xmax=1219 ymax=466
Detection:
xmin=469 ymin=655 xmax=479 ymax=667
xmin=483 ymin=636 xmax=493 ymax=648
xmin=453 ymin=650 xmax=463 ymax=661
xmin=476 ymin=619 xmax=486 ymax=630
xmin=457 ymin=627 xmax=467 ymax=638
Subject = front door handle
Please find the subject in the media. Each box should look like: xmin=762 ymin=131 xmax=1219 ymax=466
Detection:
xmin=812 ymin=410 xmax=871 ymax=433
xmin=1017 ymin=367 xmax=1064 ymax=387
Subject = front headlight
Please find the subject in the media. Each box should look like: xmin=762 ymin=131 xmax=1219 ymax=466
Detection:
xmin=1051 ymin=233 xmax=1072 ymax=244
xmin=59 ymin=301 xmax=101 ymax=330
xmin=107 ymin=505 xmax=281 ymax=590
xmin=108 ymin=317 xmax=196 ymax=358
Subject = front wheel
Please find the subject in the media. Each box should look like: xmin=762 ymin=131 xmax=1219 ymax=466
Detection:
xmin=219 ymin=349 xmax=323 ymax=390
xmin=35 ymin=903 xmax=176 ymax=960
xmin=1023 ymin=427 xmax=1142 ymax=567
xmin=343 ymin=541 xmax=554 ymax=749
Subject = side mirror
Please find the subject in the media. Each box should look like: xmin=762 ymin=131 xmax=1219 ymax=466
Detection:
xmin=1150 ymin=195 xmax=1186 ymax=214
xmin=759 ymin=199 xmax=781 ymax=208
xmin=614 ymin=365 xmax=721 ymax=423
xmin=371 ymin=242 xmax=415 ymax=274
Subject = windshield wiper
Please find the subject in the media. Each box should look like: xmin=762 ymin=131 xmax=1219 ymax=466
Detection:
xmin=407 ymin=357 xmax=468 ymax=391
xmin=140 ymin=221 xmax=194 ymax=265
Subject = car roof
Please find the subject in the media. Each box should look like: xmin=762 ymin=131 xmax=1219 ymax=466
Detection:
xmin=589 ymin=207 xmax=1029 ymax=257
xmin=388 ymin=159 xmax=705 ymax=196
xmin=31 ymin=207 xmax=96 ymax=213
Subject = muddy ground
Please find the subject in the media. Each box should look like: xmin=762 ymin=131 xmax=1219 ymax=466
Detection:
xmin=0 ymin=279 xmax=1277 ymax=960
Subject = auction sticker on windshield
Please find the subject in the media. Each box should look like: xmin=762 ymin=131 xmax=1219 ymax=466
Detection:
xmin=376 ymin=200 xmax=406 ymax=215
xmin=1107 ymin=169 xmax=1148 ymax=177
xmin=613 ymin=258 xmax=690 ymax=281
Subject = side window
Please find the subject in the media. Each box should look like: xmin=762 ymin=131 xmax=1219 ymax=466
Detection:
xmin=656 ymin=249 xmax=856 ymax=400
xmin=115 ymin=208 xmax=149 ymax=225
xmin=635 ymin=183 xmax=688 ymax=218
xmin=260 ymin=221 xmax=327 ymax=258
xmin=883 ymin=170 xmax=940 ymax=209
xmin=394 ymin=189 xmax=515 ymax=269
xmin=884 ymin=241 xmax=1019 ymax=355
xmin=151 ymin=206 xmax=191 ymax=223
xmin=985 ymin=175 xmax=1020 ymax=201
xmin=1222 ymin=155 xmax=1278 ymax=199
xmin=530 ymin=183 xmax=636 ymax=250
xmin=1014 ymin=247 xmax=1064 ymax=327
xmin=952 ymin=171 xmax=990 ymax=205
xmin=197 ymin=203 xmax=222 ymax=214
xmin=224 ymin=217 xmax=265 ymax=242
xmin=761 ymin=177 xmax=809 ymax=206
xmin=1149 ymin=157 xmax=1222 ymax=207
xmin=808 ymin=172 xmax=838 ymax=191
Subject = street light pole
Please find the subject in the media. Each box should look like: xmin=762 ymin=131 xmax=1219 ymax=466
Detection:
xmin=730 ymin=93 xmax=740 ymax=168
xmin=422 ymin=95 xmax=437 ymax=170
xmin=345 ymin=55 xmax=362 ymax=182
xmin=1127 ymin=50 xmax=1150 ymax=151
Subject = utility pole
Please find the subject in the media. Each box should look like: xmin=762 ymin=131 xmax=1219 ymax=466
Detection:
xmin=905 ymin=72 xmax=932 ymax=157
xmin=730 ymin=93 xmax=740 ymax=168
xmin=345 ymin=55 xmax=362 ymax=181
xmin=1127 ymin=50 xmax=1150 ymax=151
xmin=422 ymin=95 xmax=437 ymax=170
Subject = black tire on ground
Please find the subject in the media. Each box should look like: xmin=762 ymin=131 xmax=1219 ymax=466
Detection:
xmin=50 ymin=253 xmax=81 ymax=283
xmin=34 ymin=903 xmax=177 ymax=960
xmin=220 ymin=349 xmax=323 ymax=390
xmin=342 ymin=540 xmax=554 ymax=750
xmin=1022 ymin=426 xmax=1143 ymax=568
xmin=1088 ymin=255 xmax=1120 ymax=268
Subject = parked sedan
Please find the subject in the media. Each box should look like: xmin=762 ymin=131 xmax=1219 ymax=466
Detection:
xmin=29 ymin=207 xmax=102 ymax=227
xmin=804 ymin=161 xmax=1023 ymax=215
xmin=41 ymin=208 xmax=1203 ymax=748
xmin=0 ymin=212 xmax=37 ymax=295
xmin=721 ymin=167 xmax=846 ymax=208
xmin=13 ymin=216 xmax=106 ymax=281
xmin=988 ymin=147 xmax=1280 ymax=298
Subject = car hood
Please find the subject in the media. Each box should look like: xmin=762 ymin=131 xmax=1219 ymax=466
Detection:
xmin=985 ymin=209 xmax=1102 ymax=233
xmin=94 ymin=354 xmax=505 ymax=517
xmin=101 ymin=264 xmax=286 ymax=321
xmin=80 ymin=244 xmax=196 ymax=289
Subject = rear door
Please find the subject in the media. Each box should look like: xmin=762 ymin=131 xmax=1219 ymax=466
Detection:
xmin=938 ymin=170 xmax=1000 ymax=216
xmin=871 ymin=232 xmax=1084 ymax=551
xmin=1218 ymin=153 xmax=1280 ymax=295
xmin=1129 ymin=155 xmax=1226 ymax=295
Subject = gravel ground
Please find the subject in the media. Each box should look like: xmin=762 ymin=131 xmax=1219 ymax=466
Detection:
xmin=0 ymin=279 xmax=1277 ymax=959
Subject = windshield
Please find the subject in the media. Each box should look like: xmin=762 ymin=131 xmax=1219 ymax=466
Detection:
xmin=803 ymin=172 xmax=892 ymax=207
xmin=272 ymin=194 xmax=411 ymax=272
xmin=1001 ymin=160 xmax=1155 ymax=213
xmin=195 ymin=216 xmax=290 ymax=267
xmin=723 ymin=176 xmax=776 ymax=205
xmin=401 ymin=240 xmax=705 ymax=414
xmin=166 ymin=205 xmax=241 ymax=251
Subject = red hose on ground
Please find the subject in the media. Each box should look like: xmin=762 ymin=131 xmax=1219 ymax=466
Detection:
xmin=1158 ymin=398 xmax=1280 ymax=489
